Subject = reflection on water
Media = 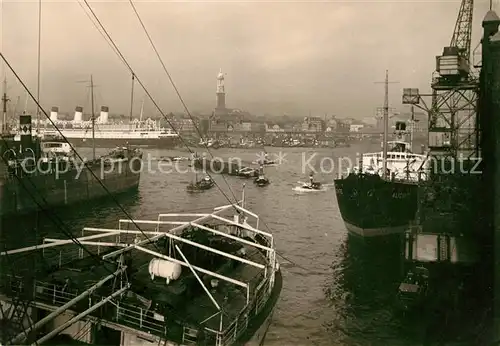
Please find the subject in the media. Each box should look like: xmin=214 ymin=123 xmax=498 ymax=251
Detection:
xmin=0 ymin=190 xmax=141 ymax=251
xmin=325 ymin=233 xmax=491 ymax=346
xmin=325 ymin=235 xmax=411 ymax=346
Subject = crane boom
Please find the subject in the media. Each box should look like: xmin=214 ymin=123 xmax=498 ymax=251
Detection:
xmin=450 ymin=0 xmax=474 ymax=65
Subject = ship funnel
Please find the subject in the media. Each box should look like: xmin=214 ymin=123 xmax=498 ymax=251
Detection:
xmin=73 ymin=106 xmax=83 ymax=123
xmin=19 ymin=114 xmax=32 ymax=149
xmin=50 ymin=106 xmax=59 ymax=122
xmin=98 ymin=106 xmax=109 ymax=124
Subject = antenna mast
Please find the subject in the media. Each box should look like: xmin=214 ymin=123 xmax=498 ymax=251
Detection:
xmin=36 ymin=0 xmax=42 ymax=134
xmin=382 ymin=71 xmax=389 ymax=179
xmin=129 ymin=73 xmax=135 ymax=129
xmin=1 ymin=78 xmax=9 ymax=135
xmin=90 ymin=74 xmax=95 ymax=161
xmin=375 ymin=70 xmax=399 ymax=179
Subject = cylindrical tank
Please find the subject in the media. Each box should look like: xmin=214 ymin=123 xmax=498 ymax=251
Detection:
xmin=148 ymin=258 xmax=182 ymax=284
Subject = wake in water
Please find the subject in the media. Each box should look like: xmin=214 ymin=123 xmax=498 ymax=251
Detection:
xmin=292 ymin=185 xmax=329 ymax=193
xmin=292 ymin=181 xmax=333 ymax=193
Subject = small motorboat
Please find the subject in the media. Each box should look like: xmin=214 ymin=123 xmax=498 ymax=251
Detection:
xmin=302 ymin=173 xmax=322 ymax=190
xmin=158 ymin=156 xmax=189 ymax=162
xmin=301 ymin=181 xmax=322 ymax=190
xmin=254 ymin=175 xmax=270 ymax=187
xmin=187 ymin=175 xmax=215 ymax=192
xmin=397 ymin=266 xmax=430 ymax=312
xmin=292 ymin=173 xmax=326 ymax=192
xmin=253 ymin=165 xmax=270 ymax=186
xmin=237 ymin=167 xmax=257 ymax=178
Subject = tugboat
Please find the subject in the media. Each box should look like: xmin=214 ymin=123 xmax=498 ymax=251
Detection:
xmin=302 ymin=172 xmax=322 ymax=190
xmin=254 ymin=165 xmax=270 ymax=186
xmin=397 ymin=266 xmax=430 ymax=311
xmin=187 ymin=173 xmax=215 ymax=192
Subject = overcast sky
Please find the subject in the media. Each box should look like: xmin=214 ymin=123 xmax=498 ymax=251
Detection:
xmin=0 ymin=0 xmax=496 ymax=119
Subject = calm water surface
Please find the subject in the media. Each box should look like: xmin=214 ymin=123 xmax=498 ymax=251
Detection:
xmin=3 ymin=143 xmax=485 ymax=345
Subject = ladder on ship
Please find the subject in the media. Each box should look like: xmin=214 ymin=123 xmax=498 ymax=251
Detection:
xmin=182 ymin=326 xmax=198 ymax=345
xmin=1 ymin=299 xmax=32 ymax=344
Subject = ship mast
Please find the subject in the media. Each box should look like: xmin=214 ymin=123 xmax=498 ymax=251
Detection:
xmin=382 ymin=70 xmax=389 ymax=179
xmin=1 ymin=78 xmax=9 ymax=135
xmin=129 ymin=73 xmax=135 ymax=130
xmin=90 ymin=74 xmax=95 ymax=161
xmin=139 ymin=97 xmax=144 ymax=122
xmin=23 ymin=90 xmax=28 ymax=115
xmin=410 ymin=104 xmax=415 ymax=152
xmin=375 ymin=70 xmax=398 ymax=180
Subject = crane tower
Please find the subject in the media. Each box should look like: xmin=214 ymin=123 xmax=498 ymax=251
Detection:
xmin=402 ymin=0 xmax=480 ymax=237
xmin=403 ymin=0 xmax=478 ymax=165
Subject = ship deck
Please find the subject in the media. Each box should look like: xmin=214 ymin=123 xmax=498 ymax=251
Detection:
xmin=0 ymin=202 xmax=279 ymax=346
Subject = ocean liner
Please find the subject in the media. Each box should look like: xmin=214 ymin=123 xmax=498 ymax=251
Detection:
xmin=39 ymin=106 xmax=179 ymax=149
xmin=334 ymin=71 xmax=429 ymax=237
xmin=0 ymin=198 xmax=282 ymax=346
xmin=0 ymin=113 xmax=142 ymax=218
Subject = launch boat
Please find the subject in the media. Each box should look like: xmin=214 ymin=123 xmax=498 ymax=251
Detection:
xmin=0 ymin=200 xmax=282 ymax=346
xmin=0 ymin=114 xmax=143 ymax=218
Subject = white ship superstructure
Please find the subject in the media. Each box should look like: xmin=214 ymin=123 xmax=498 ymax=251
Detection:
xmin=357 ymin=141 xmax=430 ymax=182
xmin=36 ymin=106 xmax=179 ymax=148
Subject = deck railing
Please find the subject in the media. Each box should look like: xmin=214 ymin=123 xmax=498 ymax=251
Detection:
xmin=208 ymin=274 xmax=274 ymax=346
xmin=1 ymin=275 xmax=166 ymax=338
xmin=1 ymin=221 xmax=276 ymax=346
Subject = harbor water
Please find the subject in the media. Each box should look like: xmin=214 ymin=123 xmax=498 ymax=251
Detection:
xmin=3 ymin=144 xmax=487 ymax=345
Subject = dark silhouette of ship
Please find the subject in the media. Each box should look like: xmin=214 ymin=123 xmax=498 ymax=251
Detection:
xmin=334 ymin=173 xmax=420 ymax=237
xmin=0 ymin=114 xmax=142 ymax=218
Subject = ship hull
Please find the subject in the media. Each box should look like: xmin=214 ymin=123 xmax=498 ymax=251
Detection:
xmin=64 ymin=137 xmax=179 ymax=149
xmin=242 ymin=268 xmax=282 ymax=346
xmin=334 ymin=173 xmax=419 ymax=237
xmin=0 ymin=158 xmax=142 ymax=218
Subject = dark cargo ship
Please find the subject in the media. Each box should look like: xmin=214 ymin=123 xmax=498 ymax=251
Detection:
xmin=333 ymin=72 xmax=428 ymax=237
xmin=0 ymin=114 xmax=142 ymax=217
xmin=334 ymin=174 xmax=420 ymax=237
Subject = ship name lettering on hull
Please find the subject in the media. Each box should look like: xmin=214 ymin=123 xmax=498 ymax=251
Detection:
xmin=392 ymin=191 xmax=410 ymax=199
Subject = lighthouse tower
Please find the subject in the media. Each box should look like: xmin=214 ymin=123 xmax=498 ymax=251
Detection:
xmin=216 ymin=69 xmax=226 ymax=111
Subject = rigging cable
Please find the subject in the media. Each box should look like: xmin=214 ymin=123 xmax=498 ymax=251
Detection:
xmin=81 ymin=0 xmax=241 ymax=212
xmin=0 ymin=54 xmax=164 ymax=254
xmin=127 ymin=0 xmax=239 ymax=205
xmin=76 ymin=0 xmax=126 ymax=67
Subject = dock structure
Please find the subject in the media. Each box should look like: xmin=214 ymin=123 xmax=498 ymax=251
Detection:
xmin=483 ymin=10 xmax=500 ymax=342
xmin=397 ymin=4 xmax=500 ymax=340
